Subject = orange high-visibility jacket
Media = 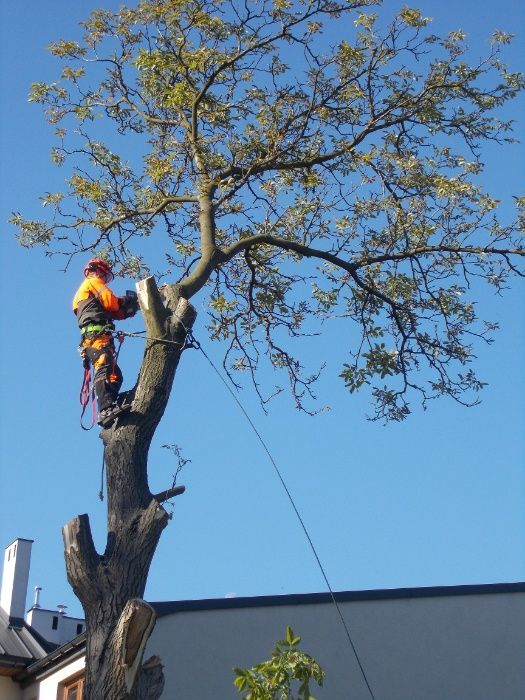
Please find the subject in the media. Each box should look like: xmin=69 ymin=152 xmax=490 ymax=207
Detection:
xmin=72 ymin=276 xmax=126 ymax=328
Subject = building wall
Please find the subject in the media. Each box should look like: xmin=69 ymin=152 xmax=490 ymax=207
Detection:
xmin=146 ymin=590 xmax=525 ymax=700
xmin=23 ymin=657 xmax=85 ymax=700
xmin=0 ymin=676 xmax=22 ymax=700
xmin=26 ymin=608 xmax=85 ymax=647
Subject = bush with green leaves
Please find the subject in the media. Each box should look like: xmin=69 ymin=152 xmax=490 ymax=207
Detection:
xmin=234 ymin=627 xmax=325 ymax=700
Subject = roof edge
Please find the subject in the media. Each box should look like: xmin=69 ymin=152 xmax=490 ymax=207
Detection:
xmin=0 ymin=654 xmax=35 ymax=673
xmin=3 ymin=538 xmax=34 ymax=548
xmin=151 ymin=581 xmax=525 ymax=616
xmin=15 ymin=632 xmax=86 ymax=685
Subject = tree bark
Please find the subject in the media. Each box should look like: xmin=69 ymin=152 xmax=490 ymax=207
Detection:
xmin=62 ymin=278 xmax=196 ymax=699
xmin=137 ymin=656 xmax=165 ymax=700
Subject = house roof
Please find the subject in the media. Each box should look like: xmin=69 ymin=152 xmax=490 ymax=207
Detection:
xmin=0 ymin=607 xmax=56 ymax=676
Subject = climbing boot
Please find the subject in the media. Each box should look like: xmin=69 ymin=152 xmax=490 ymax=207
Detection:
xmin=97 ymin=403 xmax=131 ymax=428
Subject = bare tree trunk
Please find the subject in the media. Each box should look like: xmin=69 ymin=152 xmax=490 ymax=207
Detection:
xmin=62 ymin=278 xmax=196 ymax=699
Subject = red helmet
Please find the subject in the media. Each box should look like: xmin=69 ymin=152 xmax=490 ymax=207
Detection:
xmin=83 ymin=258 xmax=114 ymax=282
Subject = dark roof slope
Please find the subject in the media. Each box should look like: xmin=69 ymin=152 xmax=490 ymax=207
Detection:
xmin=0 ymin=607 xmax=57 ymax=676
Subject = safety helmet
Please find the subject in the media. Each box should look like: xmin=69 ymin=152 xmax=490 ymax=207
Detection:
xmin=83 ymin=258 xmax=114 ymax=282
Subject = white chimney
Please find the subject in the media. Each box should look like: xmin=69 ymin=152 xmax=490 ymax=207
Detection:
xmin=0 ymin=538 xmax=33 ymax=619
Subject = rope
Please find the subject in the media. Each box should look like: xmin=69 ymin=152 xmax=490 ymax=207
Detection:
xmin=196 ymin=344 xmax=377 ymax=700
xmin=116 ymin=323 xmax=376 ymax=699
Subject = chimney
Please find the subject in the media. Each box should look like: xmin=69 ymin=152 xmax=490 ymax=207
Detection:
xmin=0 ymin=539 xmax=34 ymax=619
xmin=33 ymin=586 xmax=42 ymax=608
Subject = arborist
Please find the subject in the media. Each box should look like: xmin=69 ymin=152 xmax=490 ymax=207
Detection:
xmin=73 ymin=258 xmax=139 ymax=428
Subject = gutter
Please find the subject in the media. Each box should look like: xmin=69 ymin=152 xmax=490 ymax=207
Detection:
xmin=15 ymin=632 xmax=87 ymax=686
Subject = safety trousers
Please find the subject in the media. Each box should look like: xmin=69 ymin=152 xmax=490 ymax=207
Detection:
xmin=81 ymin=334 xmax=123 ymax=412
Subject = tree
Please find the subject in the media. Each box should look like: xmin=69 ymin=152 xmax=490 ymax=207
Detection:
xmin=233 ymin=626 xmax=325 ymax=700
xmin=11 ymin=0 xmax=524 ymax=697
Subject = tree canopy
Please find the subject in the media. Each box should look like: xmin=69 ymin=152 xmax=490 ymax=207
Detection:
xmin=12 ymin=0 xmax=525 ymax=420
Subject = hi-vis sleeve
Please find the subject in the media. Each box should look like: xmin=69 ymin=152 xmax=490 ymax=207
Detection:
xmin=73 ymin=276 xmax=126 ymax=320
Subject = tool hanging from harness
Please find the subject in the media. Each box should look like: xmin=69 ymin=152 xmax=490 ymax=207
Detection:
xmin=79 ymin=353 xmax=96 ymax=431
xmin=78 ymin=331 xmax=125 ymax=430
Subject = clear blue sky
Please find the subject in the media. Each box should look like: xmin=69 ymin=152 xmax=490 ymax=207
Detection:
xmin=0 ymin=0 xmax=523 ymax=620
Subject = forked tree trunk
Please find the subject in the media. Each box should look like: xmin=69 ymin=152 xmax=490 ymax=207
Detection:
xmin=62 ymin=278 xmax=196 ymax=699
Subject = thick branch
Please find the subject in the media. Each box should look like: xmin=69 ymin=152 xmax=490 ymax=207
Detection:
xmin=166 ymin=295 xmax=198 ymax=340
xmin=136 ymin=276 xmax=169 ymax=338
xmin=153 ymin=485 xmax=186 ymax=503
xmin=223 ymin=234 xmax=524 ymax=276
xmin=62 ymin=515 xmax=98 ymax=573
xmin=114 ymin=599 xmax=157 ymax=694
xmin=222 ymin=232 xmax=404 ymax=312
xmin=222 ymin=232 xmax=357 ymax=273
xmin=62 ymin=514 xmax=101 ymax=604
xmin=178 ymin=189 xmax=227 ymax=298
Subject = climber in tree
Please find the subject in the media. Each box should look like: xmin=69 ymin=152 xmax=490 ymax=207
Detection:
xmin=73 ymin=258 xmax=139 ymax=428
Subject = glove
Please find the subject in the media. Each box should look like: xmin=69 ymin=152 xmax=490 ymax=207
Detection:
xmin=120 ymin=292 xmax=139 ymax=318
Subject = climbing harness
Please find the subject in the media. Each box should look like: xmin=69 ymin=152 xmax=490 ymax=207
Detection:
xmin=78 ymin=329 xmax=124 ymax=430
xmin=80 ymin=323 xmax=113 ymax=336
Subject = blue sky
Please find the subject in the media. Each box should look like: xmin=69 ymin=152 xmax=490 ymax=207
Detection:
xmin=0 ymin=0 xmax=524 ymax=620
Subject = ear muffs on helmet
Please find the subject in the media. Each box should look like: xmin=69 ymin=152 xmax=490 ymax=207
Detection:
xmin=83 ymin=258 xmax=114 ymax=282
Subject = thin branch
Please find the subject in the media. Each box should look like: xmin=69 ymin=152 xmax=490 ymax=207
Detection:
xmin=359 ymin=245 xmax=525 ymax=267
xmin=101 ymin=195 xmax=199 ymax=234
